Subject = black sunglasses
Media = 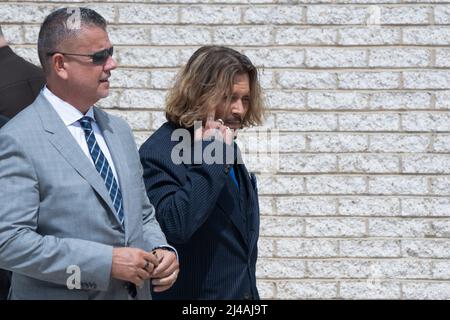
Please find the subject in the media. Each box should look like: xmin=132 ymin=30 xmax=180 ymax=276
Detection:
xmin=47 ymin=47 xmax=114 ymax=65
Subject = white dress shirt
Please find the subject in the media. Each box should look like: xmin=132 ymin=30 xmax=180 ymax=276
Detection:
xmin=42 ymin=86 xmax=119 ymax=181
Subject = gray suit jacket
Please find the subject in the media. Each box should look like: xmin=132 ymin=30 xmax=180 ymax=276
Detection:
xmin=0 ymin=92 xmax=168 ymax=299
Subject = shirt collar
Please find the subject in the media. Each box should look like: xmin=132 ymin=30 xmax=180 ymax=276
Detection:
xmin=42 ymin=86 xmax=95 ymax=126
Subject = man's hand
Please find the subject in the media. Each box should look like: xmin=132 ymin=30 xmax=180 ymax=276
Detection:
xmin=151 ymin=249 xmax=179 ymax=293
xmin=111 ymin=247 xmax=160 ymax=287
xmin=194 ymin=110 xmax=234 ymax=145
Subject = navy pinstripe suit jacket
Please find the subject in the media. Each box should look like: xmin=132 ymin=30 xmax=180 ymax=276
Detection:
xmin=0 ymin=115 xmax=7 ymax=128
xmin=139 ymin=122 xmax=260 ymax=300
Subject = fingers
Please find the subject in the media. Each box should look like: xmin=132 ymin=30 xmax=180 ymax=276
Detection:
xmin=134 ymin=251 xmax=155 ymax=286
xmin=221 ymin=124 xmax=234 ymax=145
xmin=193 ymin=107 xmax=233 ymax=145
xmin=152 ymin=284 xmax=172 ymax=293
xmin=205 ymin=109 xmax=216 ymax=127
xmin=195 ymin=110 xmax=217 ymax=141
xmin=152 ymin=251 xmax=179 ymax=278
xmin=152 ymin=283 xmax=175 ymax=293
xmin=141 ymin=250 xmax=159 ymax=268
xmin=131 ymin=257 xmax=157 ymax=287
xmin=152 ymin=262 xmax=176 ymax=278
xmin=135 ymin=267 xmax=151 ymax=286
xmin=150 ymin=250 xmax=179 ymax=292
xmin=112 ymin=247 xmax=166 ymax=287
xmin=152 ymin=270 xmax=179 ymax=292
xmin=203 ymin=121 xmax=220 ymax=138
xmin=138 ymin=251 xmax=159 ymax=277
xmin=152 ymin=249 xmax=162 ymax=263
xmin=132 ymin=266 xmax=150 ymax=287
xmin=194 ymin=121 xmax=203 ymax=141
xmin=110 ymin=248 xmax=179 ymax=292
xmin=202 ymin=120 xmax=233 ymax=145
xmin=204 ymin=108 xmax=221 ymax=133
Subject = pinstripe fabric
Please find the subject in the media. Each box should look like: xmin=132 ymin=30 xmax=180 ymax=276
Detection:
xmin=79 ymin=116 xmax=124 ymax=225
xmin=139 ymin=122 xmax=260 ymax=300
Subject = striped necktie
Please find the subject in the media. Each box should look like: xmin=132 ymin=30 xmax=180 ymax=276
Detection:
xmin=79 ymin=116 xmax=125 ymax=226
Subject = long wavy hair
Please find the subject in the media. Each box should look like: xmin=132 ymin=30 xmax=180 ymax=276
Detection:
xmin=165 ymin=46 xmax=265 ymax=128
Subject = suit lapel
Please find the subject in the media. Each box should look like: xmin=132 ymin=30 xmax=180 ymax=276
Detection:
xmin=186 ymin=136 xmax=250 ymax=247
xmin=216 ymin=185 xmax=248 ymax=248
xmin=35 ymin=95 xmax=122 ymax=227
xmin=239 ymin=164 xmax=259 ymax=251
xmin=217 ymin=188 xmax=248 ymax=245
xmin=94 ymin=108 xmax=132 ymax=236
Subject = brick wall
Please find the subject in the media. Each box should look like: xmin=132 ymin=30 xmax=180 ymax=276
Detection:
xmin=2 ymin=0 xmax=450 ymax=299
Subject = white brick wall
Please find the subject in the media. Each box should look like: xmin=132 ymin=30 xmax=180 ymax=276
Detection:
xmin=2 ymin=0 xmax=450 ymax=300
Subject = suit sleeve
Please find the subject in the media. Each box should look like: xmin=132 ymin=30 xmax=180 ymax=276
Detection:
xmin=118 ymin=118 xmax=171 ymax=253
xmin=0 ymin=132 xmax=113 ymax=291
xmin=138 ymin=158 xmax=172 ymax=252
xmin=139 ymin=139 xmax=233 ymax=244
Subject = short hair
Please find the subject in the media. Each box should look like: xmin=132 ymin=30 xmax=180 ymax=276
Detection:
xmin=165 ymin=46 xmax=265 ymax=128
xmin=37 ymin=7 xmax=106 ymax=74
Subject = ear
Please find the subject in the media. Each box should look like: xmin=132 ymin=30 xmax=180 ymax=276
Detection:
xmin=51 ymin=54 xmax=69 ymax=80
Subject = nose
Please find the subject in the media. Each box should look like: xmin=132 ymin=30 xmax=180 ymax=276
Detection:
xmin=104 ymin=55 xmax=117 ymax=71
xmin=231 ymin=99 xmax=245 ymax=117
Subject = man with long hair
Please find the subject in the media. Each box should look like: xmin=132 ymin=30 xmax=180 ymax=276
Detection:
xmin=139 ymin=46 xmax=265 ymax=299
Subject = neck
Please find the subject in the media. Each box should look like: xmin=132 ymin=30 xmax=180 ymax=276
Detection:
xmin=0 ymin=36 xmax=7 ymax=48
xmin=47 ymin=81 xmax=92 ymax=114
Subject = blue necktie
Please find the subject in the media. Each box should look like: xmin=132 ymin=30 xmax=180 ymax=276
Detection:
xmin=229 ymin=166 xmax=239 ymax=191
xmin=79 ymin=116 xmax=125 ymax=226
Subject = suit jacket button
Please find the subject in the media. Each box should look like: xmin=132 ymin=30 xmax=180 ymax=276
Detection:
xmin=244 ymin=293 xmax=252 ymax=300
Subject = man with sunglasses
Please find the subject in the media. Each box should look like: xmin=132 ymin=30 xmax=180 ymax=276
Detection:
xmin=0 ymin=7 xmax=178 ymax=300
